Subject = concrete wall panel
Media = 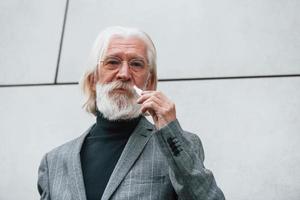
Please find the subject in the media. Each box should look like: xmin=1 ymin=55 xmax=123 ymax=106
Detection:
xmin=0 ymin=0 xmax=66 ymax=84
xmin=1 ymin=77 xmax=299 ymax=199
xmin=58 ymin=0 xmax=300 ymax=82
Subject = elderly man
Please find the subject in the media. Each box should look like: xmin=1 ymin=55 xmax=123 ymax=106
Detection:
xmin=37 ymin=26 xmax=225 ymax=200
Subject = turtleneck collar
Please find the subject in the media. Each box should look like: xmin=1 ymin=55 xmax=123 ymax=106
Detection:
xmin=89 ymin=110 xmax=142 ymax=137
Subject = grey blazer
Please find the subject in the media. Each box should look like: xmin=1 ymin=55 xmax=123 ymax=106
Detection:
xmin=38 ymin=117 xmax=225 ymax=200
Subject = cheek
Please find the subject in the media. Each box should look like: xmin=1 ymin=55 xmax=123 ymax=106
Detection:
xmin=97 ymin=70 xmax=116 ymax=84
xmin=132 ymin=73 xmax=150 ymax=87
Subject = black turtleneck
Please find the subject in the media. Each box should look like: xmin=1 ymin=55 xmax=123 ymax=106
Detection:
xmin=80 ymin=111 xmax=141 ymax=200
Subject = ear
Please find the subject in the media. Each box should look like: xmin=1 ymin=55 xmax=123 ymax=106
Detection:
xmin=88 ymin=73 xmax=97 ymax=92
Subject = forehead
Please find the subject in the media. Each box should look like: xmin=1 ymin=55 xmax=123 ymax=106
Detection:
xmin=105 ymin=36 xmax=147 ymax=57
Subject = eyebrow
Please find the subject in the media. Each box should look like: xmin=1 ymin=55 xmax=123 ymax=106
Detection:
xmin=104 ymin=54 xmax=147 ymax=61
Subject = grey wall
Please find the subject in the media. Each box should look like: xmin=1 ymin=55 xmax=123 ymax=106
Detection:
xmin=1 ymin=0 xmax=300 ymax=199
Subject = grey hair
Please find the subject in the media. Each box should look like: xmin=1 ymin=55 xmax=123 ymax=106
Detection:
xmin=79 ymin=26 xmax=158 ymax=116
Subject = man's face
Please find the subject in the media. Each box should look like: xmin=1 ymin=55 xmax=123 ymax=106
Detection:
xmin=94 ymin=36 xmax=154 ymax=120
xmin=97 ymin=36 xmax=153 ymax=92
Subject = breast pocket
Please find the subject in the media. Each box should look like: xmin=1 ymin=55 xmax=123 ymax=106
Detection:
xmin=116 ymin=174 xmax=171 ymax=200
xmin=122 ymin=154 xmax=169 ymax=186
xmin=122 ymin=174 xmax=166 ymax=185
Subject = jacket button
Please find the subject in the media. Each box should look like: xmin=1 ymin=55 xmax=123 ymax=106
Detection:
xmin=167 ymin=137 xmax=176 ymax=145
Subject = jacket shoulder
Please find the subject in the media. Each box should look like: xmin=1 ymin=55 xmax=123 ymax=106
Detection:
xmin=48 ymin=137 xmax=78 ymax=155
xmin=45 ymin=125 xmax=94 ymax=161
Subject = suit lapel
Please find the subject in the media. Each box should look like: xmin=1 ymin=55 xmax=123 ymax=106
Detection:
xmin=67 ymin=125 xmax=94 ymax=200
xmin=101 ymin=117 xmax=155 ymax=200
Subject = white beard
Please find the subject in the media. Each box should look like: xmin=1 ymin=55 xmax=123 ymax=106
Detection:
xmin=96 ymin=81 xmax=142 ymax=120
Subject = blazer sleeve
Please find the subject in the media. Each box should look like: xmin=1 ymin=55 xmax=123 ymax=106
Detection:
xmin=37 ymin=153 xmax=51 ymax=200
xmin=154 ymin=119 xmax=225 ymax=200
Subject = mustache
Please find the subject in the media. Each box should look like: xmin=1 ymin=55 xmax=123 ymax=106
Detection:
xmin=107 ymin=81 xmax=135 ymax=94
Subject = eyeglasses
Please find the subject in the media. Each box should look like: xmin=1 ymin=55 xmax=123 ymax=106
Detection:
xmin=100 ymin=56 xmax=148 ymax=71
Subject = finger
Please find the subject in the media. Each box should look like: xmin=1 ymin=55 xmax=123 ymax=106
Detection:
xmin=137 ymin=92 xmax=162 ymax=104
xmin=140 ymin=90 xmax=155 ymax=95
xmin=140 ymin=100 xmax=160 ymax=114
xmin=148 ymin=109 xmax=158 ymax=122
xmin=141 ymin=95 xmax=162 ymax=109
xmin=142 ymin=96 xmax=175 ymax=121
xmin=142 ymin=91 xmax=169 ymax=102
xmin=154 ymin=91 xmax=170 ymax=102
xmin=136 ymin=93 xmax=153 ymax=104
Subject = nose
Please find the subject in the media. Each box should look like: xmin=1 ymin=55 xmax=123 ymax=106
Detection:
xmin=116 ymin=61 xmax=132 ymax=81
